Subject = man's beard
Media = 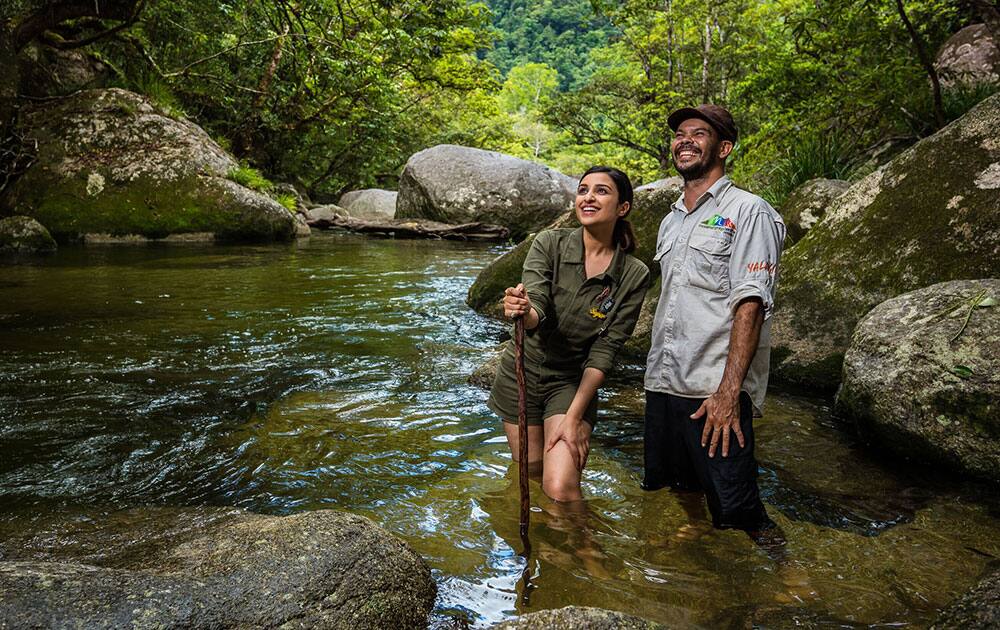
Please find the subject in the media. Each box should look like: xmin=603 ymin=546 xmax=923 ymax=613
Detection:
xmin=673 ymin=142 xmax=720 ymax=181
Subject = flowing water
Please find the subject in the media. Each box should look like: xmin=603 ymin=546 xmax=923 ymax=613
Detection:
xmin=1 ymin=232 xmax=998 ymax=628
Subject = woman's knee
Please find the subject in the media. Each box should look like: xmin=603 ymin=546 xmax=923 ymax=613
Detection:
xmin=542 ymin=475 xmax=582 ymax=502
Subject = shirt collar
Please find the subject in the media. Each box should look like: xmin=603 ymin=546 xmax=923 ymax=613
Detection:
xmin=672 ymin=175 xmax=734 ymax=214
xmin=563 ymin=227 xmax=626 ymax=284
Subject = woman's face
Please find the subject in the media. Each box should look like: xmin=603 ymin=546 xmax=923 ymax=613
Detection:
xmin=575 ymin=172 xmax=628 ymax=228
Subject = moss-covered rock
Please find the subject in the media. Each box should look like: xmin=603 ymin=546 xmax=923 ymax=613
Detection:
xmin=491 ymin=606 xmax=665 ymax=629
xmin=0 ymin=215 xmax=56 ymax=253
xmin=779 ymin=178 xmax=849 ymax=244
xmin=835 ymin=279 xmax=1000 ymax=482
xmin=1 ymin=89 xmax=296 ymax=243
xmin=466 ymin=180 xmax=680 ymax=318
xmin=771 ymin=93 xmax=1000 ymax=391
xmin=931 ymin=566 xmax=1000 ymax=629
xmin=397 ymin=144 xmax=576 ymax=240
xmin=0 ymin=507 xmax=436 ymax=629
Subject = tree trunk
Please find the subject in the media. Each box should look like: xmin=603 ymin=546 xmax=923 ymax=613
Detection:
xmin=893 ymin=0 xmax=945 ymax=129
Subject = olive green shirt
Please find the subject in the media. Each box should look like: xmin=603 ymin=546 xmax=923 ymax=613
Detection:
xmin=521 ymin=227 xmax=650 ymax=377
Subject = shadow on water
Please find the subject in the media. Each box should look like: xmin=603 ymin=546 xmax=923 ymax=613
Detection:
xmin=2 ymin=232 xmax=999 ymax=628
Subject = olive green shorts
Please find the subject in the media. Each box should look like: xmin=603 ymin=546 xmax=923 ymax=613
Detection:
xmin=487 ymin=346 xmax=598 ymax=426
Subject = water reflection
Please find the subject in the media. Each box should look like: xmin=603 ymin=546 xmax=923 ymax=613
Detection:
xmin=1 ymin=233 xmax=999 ymax=628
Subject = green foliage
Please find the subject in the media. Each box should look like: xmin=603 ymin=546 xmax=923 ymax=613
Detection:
xmin=738 ymin=132 xmax=856 ymax=209
xmin=275 ymin=193 xmax=297 ymax=212
xmin=228 ymin=165 xmax=273 ymax=193
xmin=92 ymin=0 xmax=496 ymax=197
xmin=484 ymin=0 xmax=616 ymax=90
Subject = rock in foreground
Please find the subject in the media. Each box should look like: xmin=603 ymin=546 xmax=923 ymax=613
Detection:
xmin=491 ymin=606 xmax=665 ymax=629
xmin=397 ymin=145 xmax=576 ymax=239
xmin=836 ymin=279 xmax=1000 ymax=482
xmin=2 ymin=88 xmax=297 ymax=243
xmin=0 ymin=215 xmax=56 ymax=253
xmin=0 ymin=509 xmax=435 ymax=629
xmin=932 ymin=566 xmax=1000 ymax=629
xmin=771 ymin=92 xmax=1000 ymax=391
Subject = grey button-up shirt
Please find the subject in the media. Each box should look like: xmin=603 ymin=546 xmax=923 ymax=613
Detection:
xmin=644 ymin=176 xmax=786 ymax=411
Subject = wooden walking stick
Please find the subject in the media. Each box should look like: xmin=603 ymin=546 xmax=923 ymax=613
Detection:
xmin=513 ymin=315 xmax=530 ymax=550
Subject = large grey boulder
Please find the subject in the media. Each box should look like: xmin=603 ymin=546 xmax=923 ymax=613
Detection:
xmin=935 ymin=24 xmax=1000 ymax=88
xmin=932 ymin=566 xmax=1000 ymax=629
xmin=339 ymin=188 xmax=398 ymax=220
xmin=779 ymin=178 xmax=850 ymax=244
xmin=0 ymin=508 xmax=436 ymax=629
xmin=0 ymin=215 xmax=56 ymax=253
xmin=1 ymin=88 xmax=297 ymax=243
xmin=835 ymin=279 xmax=1000 ymax=482
xmin=771 ymin=92 xmax=1000 ymax=391
xmin=491 ymin=606 xmax=665 ymax=629
xmin=397 ymin=145 xmax=576 ymax=239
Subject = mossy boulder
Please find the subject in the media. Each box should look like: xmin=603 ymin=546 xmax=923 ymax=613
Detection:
xmin=397 ymin=144 xmax=576 ymax=240
xmin=771 ymin=92 xmax=1000 ymax=391
xmin=1 ymin=88 xmax=296 ymax=243
xmin=491 ymin=606 xmax=665 ymax=629
xmin=466 ymin=180 xmax=679 ymax=318
xmin=17 ymin=43 xmax=109 ymax=98
xmin=0 ymin=508 xmax=436 ymax=629
xmin=779 ymin=178 xmax=849 ymax=244
xmin=932 ymin=566 xmax=1000 ymax=629
xmin=0 ymin=215 xmax=56 ymax=253
xmin=835 ymin=279 xmax=1000 ymax=482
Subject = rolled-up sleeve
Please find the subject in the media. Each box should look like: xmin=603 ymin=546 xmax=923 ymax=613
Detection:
xmin=582 ymin=265 xmax=650 ymax=374
xmin=522 ymin=231 xmax=555 ymax=326
xmin=728 ymin=206 xmax=786 ymax=319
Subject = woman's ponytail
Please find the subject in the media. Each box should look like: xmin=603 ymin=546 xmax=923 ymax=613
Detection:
xmin=614 ymin=217 xmax=638 ymax=254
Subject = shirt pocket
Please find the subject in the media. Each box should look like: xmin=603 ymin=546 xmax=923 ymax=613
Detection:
xmin=686 ymin=231 xmax=731 ymax=294
xmin=652 ymin=239 xmax=673 ymax=264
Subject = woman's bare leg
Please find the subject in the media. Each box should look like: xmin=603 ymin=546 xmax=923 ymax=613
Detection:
xmin=539 ymin=414 xmax=592 ymax=502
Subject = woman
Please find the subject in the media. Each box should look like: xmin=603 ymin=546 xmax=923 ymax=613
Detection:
xmin=488 ymin=166 xmax=650 ymax=502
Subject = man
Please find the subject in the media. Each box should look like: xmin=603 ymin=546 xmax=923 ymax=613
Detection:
xmin=643 ymin=104 xmax=786 ymax=536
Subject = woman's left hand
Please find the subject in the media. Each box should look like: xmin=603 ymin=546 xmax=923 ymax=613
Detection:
xmin=545 ymin=415 xmax=591 ymax=470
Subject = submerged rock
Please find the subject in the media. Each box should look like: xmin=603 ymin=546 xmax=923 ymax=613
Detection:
xmin=468 ymin=343 xmax=506 ymax=390
xmin=491 ymin=606 xmax=664 ymax=629
xmin=771 ymin=92 xmax=1000 ymax=391
xmin=0 ymin=215 xmax=56 ymax=253
xmin=2 ymin=88 xmax=297 ymax=243
xmin=339 ymin=188 xmax=398 ymax=220
xmin=779 ymin=178 xmax=849 ymax=244
xmin=397 ymin=145 xmax=576 ymax=239
xmin=932 ymin=566 xmax=1000 ymax=629
xmin=935 ymin=24 xmax=1000 ymax=88
xmin=836 ymin=279 xmax=1000 ymax=482
xmin=0 ymin=508 xmax=435 ymax=629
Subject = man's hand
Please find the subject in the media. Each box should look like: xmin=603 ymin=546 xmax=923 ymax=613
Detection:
xmin=690 ymin=390 xmax=745 ymax=458
xmin=545 ymin=415 xmax=590 ymax=470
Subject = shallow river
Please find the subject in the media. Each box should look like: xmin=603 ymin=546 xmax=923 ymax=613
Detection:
xmin=1 ymin=233 xmax=998 ymax=628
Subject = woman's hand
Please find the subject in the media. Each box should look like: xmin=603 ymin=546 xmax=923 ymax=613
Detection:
xmin=545 ymin=415 xmax=591 ymax=471
xmin=503 ymin=283 xmax=532 ymax=319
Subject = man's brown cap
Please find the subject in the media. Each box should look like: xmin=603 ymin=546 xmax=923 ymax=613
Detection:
xmin=667 ymin=104 xmax=738 ymax=143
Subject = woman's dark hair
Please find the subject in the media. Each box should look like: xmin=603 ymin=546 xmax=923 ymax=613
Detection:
xmin=579 ymin=165 xmax=638 ymax=254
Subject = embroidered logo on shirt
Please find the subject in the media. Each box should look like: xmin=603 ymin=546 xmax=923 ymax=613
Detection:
xmin=702 ymin=214 xmax=736 ymax=231
xmin=589 ymin=287 xmax=615 ymax=319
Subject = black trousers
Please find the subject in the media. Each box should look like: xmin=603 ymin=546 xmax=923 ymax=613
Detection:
xmin=643 ymin=390 xmax=773 ymax=532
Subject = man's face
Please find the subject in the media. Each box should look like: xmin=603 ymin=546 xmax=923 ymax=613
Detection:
xmin=671 ymin=118 xmax=729 ymax=180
